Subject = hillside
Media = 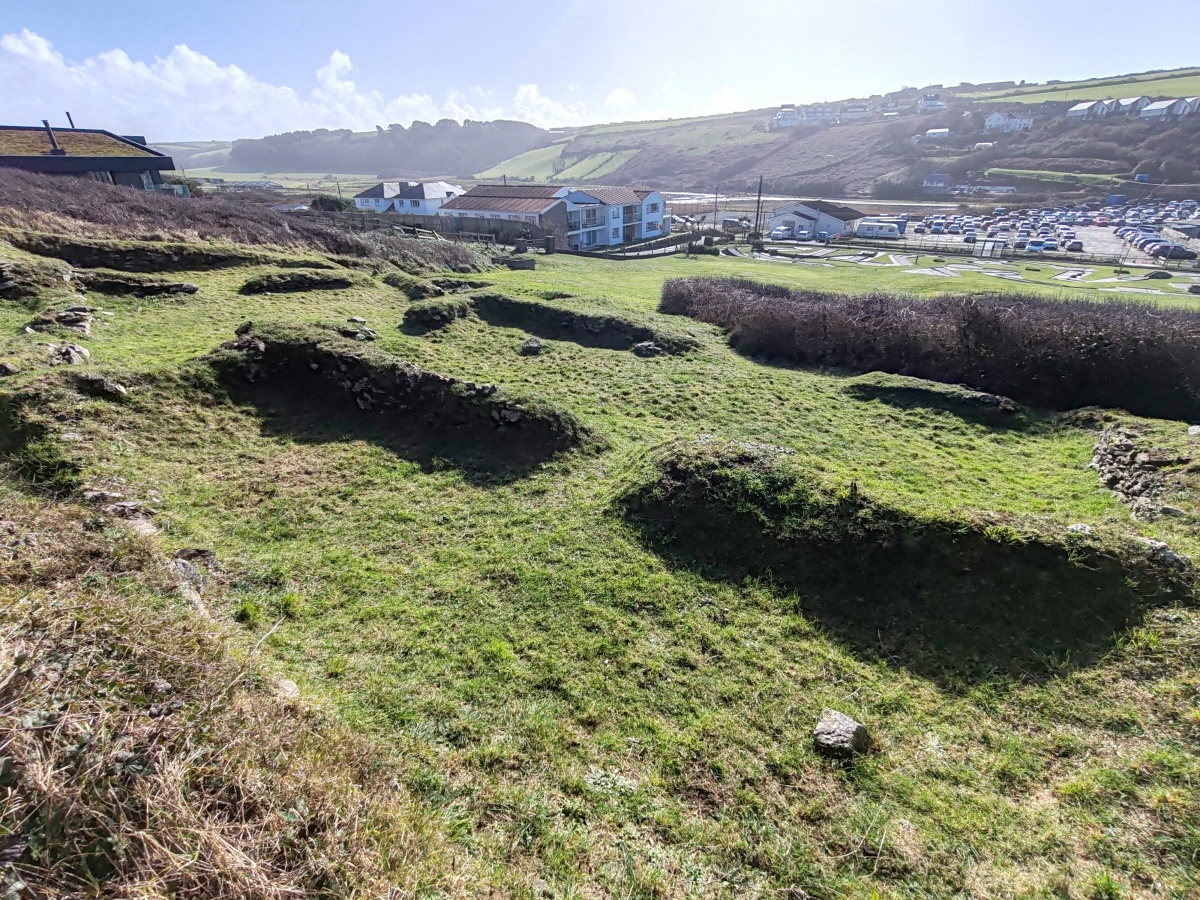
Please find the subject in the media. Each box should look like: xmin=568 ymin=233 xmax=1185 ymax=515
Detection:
xmin=962 ymin=66 xmax=1200 ymax=104
xmin=2 ymin=170 xmax=1200 ymax=896
xmin=223 ymin=119 xmax=550 ymax=179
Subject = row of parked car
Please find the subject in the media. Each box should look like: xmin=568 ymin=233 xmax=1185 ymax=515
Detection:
xmin=913 ymin=210 xmax=1086 ymax=252
xmin=1117 ymin=227 xmax=1198 ymax=260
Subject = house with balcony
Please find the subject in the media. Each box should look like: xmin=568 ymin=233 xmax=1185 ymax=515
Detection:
xmin=564 ymin=187 xmax=667 ymax=250
xmin=801 ymin=105 xmax=837 ymax=126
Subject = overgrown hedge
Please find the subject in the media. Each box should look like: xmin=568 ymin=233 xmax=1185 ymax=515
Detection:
xmin=660 ymin=276 xmax=1200 ymax=420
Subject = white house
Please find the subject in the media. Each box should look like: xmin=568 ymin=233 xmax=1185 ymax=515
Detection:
xmin=917 ymin=94 xmax=946 ymax=113
xmin=767 ymin=200 xmax=865 ymax=237
xmin=1067 ymin=100 xmax=1112 ymax=119
xmin=353 ymin=181 xmax=465 ymax=214
xmin=802 ymin=105 xmax=837 ymax=126
xmin=1116 ymin=96 xmax=1150 ymax=116
xmin=984 ymin=111 xmax=1034 ymax=133
xmin=839 ymin=103 xmax=872 ymax=123
xmin=563 ymin=187 xmax=668 ymax=250
xmin=772 ymin=104 xmax=800 ymax=128
xmin=1140 ymin=99 xmax=1188 ymax=119
xmin=1180 ymin=97 xmax=1200 ymax=116
xmin=922 ymin=128 xmax=952 ymax=142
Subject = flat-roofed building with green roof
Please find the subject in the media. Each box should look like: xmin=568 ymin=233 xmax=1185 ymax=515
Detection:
xmin=0 ymin=123 xmax=176 ymax=190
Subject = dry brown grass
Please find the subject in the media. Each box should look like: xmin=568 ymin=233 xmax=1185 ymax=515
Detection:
xmin=0 ymin=485 xmax=467 ymax=897
xmin=0 ymin=169 xmax=490 ymax=275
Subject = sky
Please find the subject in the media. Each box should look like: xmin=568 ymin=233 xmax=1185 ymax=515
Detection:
xmin=2 ymin=0 xmax=1198 ymax=142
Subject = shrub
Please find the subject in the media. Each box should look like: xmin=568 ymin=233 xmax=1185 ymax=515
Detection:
xmin=660 ymin=276 xmax=1200 ymax=420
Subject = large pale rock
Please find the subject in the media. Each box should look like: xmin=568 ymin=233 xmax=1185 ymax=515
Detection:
xmin=813 ymin=708 xmax=869 ymax=757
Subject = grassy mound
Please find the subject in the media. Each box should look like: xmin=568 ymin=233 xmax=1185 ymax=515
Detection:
xmin=618 ymin=438 xmax=1193 ymax=683
xmin=381 ymin=271 xmax=444 ymax=300
xmin=240 ymin=270 xmax=355 ymax=294
xmin=203 ymin=322 xmax=600 ymax=478
xmin=660 ymin=276 xmax=1200 ymax=420
xmin=404 ymin=290 xmax=699 ymax=354
xmin=7 ymin=231 xmax=267 ymax=272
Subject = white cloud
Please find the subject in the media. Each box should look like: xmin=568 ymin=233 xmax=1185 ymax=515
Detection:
xmin=510 ymin=83 xmax=589 ymax=129
xmin=0 ymin=30 xmax=582 ymax=139
xmin=604 ymin=88 xmax=638 ymax=109
xmin=701 ymin=86 xmax=743 ymax=115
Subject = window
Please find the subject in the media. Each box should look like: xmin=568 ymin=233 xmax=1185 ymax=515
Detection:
xmin=647 ymin=203 xmax=659 ymax=213
xmin=410 ymin=199 xmax=420 ymax=207
xmin=612 ymin=228 xmax=619 ymax=238
xmin=611 ymin=208 xmax=619 ymax=219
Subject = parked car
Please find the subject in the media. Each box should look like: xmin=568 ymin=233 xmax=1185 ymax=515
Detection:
xmin=1014 ymin=239 xmax=1029 ymax=250
xmin=768 ymin=226 xmax=793 ymax=240
xmin=1026 ymin=240 xmax=1046 ymax=253
xmin=1152 ymin=244 xmax=1198 ymax=260
xmin=1066 ymin=240 xmax=1084 ymax=252
xmin=963 ymin=234 xmax=976 ymax=243
xmin=1043 ymin=239 xmax=1059 ymax=251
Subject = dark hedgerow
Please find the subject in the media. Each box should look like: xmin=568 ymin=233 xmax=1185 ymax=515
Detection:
xmin=660 ymin=276 xmax=1200 ymax=420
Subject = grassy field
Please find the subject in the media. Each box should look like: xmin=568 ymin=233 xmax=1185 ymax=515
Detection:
xmin=986 ymin=168 xmax=1124 ymax=187
xmin=968 ymin=67 xmax=1200 ymax=104
xmin=184 ymin=166 xmax=381 ymax=194
xmin=4 ymin=234 xmax=1200 ymax=897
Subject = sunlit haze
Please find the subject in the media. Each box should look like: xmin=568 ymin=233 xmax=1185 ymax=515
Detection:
xmin=3 ymin=0 xmax=1198 ymax=140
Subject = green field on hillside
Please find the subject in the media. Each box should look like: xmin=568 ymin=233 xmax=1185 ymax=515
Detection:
xmin=969 ymin=67 xmax=1200 ymax=104
xmin=5 ymin=219 xmax=1200 ymax=898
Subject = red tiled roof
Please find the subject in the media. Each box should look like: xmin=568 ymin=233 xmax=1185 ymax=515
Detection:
xmin=462 ymin=184 xmax=564 ymax=198
xmin=440 ymin=195 xmax=562 ymax=214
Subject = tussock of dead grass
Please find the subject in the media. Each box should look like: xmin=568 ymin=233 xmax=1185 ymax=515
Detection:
xmin=0 ymin=487 xmax=463 ymax=897
xmin=0 ymin=169 xmax=489 ymax=275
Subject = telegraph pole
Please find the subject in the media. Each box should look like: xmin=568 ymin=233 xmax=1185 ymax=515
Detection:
xmin=753 ymin=175 xmax=764 ymax=237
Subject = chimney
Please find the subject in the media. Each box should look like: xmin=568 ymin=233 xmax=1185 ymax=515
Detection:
xmin=66 ymin=111 xmax=76 ymax=129
xmin=42 ymin=120 xmax=67 ymax=156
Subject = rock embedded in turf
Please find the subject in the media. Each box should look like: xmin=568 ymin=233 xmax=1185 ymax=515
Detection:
xmin=48 ymin=343 xmax=90 ymax=366
xmin=632 ymin=340 xmax=663 ymax=358
xmin=519 ymin=336 xmax=544 ymax=356
xmin=74 ymin=373 xmax=128 ymax=400
xmin=1188 ymin=425 xmax=1200 ymax=437
xmin=30 ymin=307 xmax=94 ymax=336
xmin=813 ymin=709 xmax=869 ymax=757
xmin=1067 ymin=524 xmax=1093 ymax=536
xmin=0 ymin=361 xmax=17 ymax=377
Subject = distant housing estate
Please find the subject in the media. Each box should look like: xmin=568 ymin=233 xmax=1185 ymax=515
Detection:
xmin=1068 ymin=96 xmax=1198 ymax=121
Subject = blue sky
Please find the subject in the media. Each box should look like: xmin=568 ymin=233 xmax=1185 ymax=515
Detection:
xmin=2 ymin=0 xmax=1198 ymax=141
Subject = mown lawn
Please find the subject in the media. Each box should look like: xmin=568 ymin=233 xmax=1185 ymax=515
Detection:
xmin=3 ymin=241 xmax=1199 ymax=898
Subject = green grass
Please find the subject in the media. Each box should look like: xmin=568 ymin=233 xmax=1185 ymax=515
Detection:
xmin=986 ymin=167 xmax=1125 ymax=187
xmin=3 ymin=236 xmax=1199 ymax=897
xmin=968 ymin=67 xmax=1200 ymax=104
xmin=476 ymin=142 xmax=570 ymax=181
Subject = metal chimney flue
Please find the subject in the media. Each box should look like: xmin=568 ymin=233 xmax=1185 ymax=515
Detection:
xmin=66 ymin=111 xmax=76 ymax=129
xmin=42 ymin=120 xmax=67 ymax=156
